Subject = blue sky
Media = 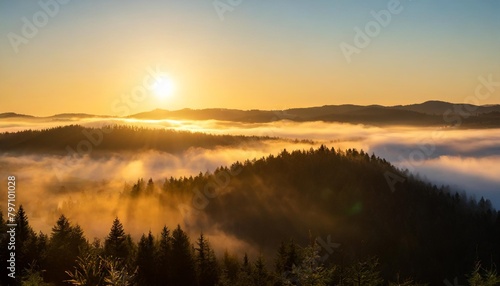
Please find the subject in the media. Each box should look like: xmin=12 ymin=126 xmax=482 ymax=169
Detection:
xmin=1 ymin=0 xmax=499 ymax=115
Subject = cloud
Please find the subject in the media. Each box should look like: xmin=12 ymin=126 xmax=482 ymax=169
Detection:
xmin=1 ymin=117 xmax=499 ymax=256
xmin=407 ymin=156 xmax=500 ymax=205
xmin=0 ymin=137 xmax=319 ymax=257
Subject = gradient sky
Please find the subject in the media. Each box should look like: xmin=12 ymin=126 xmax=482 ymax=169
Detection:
xmin=1 ymin=0 xmax=499 ymax=116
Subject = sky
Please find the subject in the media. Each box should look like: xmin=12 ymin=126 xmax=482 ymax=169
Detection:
xmin=1 ymin=0 xmax=499 ymax=116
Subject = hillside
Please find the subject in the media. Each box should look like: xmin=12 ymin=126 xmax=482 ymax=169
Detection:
xmin=117 ymin=147 xmax=500 ymax=284
xmin=3 ymin=147 xmax=498 ymax=285
xmin=128 ymin=101 xmax=500 ymax=127
xmin=0 ymin=112 xmax=35 ymax=118
xmin=0 ymin=125 xmax=279 ymax=155
xmin=3 ymin=101 xmax=500 ymax=127
xmin=392 ymin=100 xmax=500 ymax=115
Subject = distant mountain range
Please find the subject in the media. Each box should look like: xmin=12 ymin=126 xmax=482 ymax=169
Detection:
xmin=0 ymin=112 xmax=110 ymax=119
xmin=127 ymin=101 xmax=500 ymax=126
xmin=2 ymin=101 xmax=500 ymax=127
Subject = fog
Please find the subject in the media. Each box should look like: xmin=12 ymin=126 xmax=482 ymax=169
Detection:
xmin=1 ymin=117 xmax=499 ymax=256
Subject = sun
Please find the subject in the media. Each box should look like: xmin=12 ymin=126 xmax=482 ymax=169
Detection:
xmin=152 ymin=76 xmax=175 ymax=99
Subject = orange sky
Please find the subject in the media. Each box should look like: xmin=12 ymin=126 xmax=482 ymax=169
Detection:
xmin=1 ymin=1 xmax=499 ymax=116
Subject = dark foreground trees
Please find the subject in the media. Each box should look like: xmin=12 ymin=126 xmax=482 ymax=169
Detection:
xmin=0 ymin=208 xmax=499 ymax=285
xmin=45 ymin=215 xmax=88 ymax=283
xmin=1 ymin=147 xmax=500 ymax=285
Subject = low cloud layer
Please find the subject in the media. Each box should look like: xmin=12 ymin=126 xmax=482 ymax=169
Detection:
xmin=1 ymin=117 xmax=499 ymax=256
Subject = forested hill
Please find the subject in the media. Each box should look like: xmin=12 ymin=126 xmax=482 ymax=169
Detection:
xmin=127 ymin=101 xmax=500 ymax=127
xmin=1 ymin=147 xmax=499 ymax=284
xmin=119 ymin=147 xmax=500 ymax=284
xmin=3 ymin=101 xmax=500 ymax=127
xmin=0 ymin=125 xmax=281 ymax=155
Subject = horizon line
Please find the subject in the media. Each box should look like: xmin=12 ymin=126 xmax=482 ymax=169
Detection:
xmin=2 ymin=99 xmax=500 ymax=118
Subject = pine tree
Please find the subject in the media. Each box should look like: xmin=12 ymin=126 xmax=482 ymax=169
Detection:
xmin=468 ymin=261 xmax=500 ymax=286
xmin=344 ymin=257 xmax=383 ymax=286
xmin=146 ymin=178 xmax=155 ymax=195
xmin=283 ymin=243 xmax=333 ymax=286
xmin=275 ymin=241 xmax=287 ymax=274
xmin=156 ymin=226 xmax=172 ymax=284
xmin=15 ymin=206 xmax=40 ymax=280
xmin=171 ymin=225 xmax=198 ymax=286
xmin=131 ymin=178 xmax=146 ymax=197
xmin=136 ymin=231 xmax=156 ymax=286
xmin=104 ymin=217 xmax=130 ymax=261
xmin=46 ymin=215 xmax=88 ymax=284
xmin=253 ymin=255 xmax=270 ymax=286
xmin=0 ymin=209 xmax=10 ymax=286
xmin=285 ymin=240 xmax=299 ymax=273
xmin=237 ymin=253 xmax=253 ymax=286
xmin=195 ymin=233 xmax=219 ymax=286
xmin=35 ymin=231 xmax=49 ymax=276
xmin=16 ymin=205 xmax=34 ymax=242
xmin=221 ymin=250 xmax=240 ymax=284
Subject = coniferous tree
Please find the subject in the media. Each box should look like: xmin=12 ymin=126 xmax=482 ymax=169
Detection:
xmin=285 ymin=241 xmax=299 ymax=273
xmin=221 ymin=250 xmax=240 ymax=284
xmin=131 ymin=178 xmax=146 ymax=197
xmin=467 ymin=261 xmax=500 ymax=286
xmin=16 ymin=205 xmax=34 ymax=242
xmin=46 ymin=215 xmax=88 ymax=285
xmin=275 ymin=241 xmax=287 ymax=275
xmin=0 ymin=209 xmax=10 ymax=285
xmin=237 ymin=253 xmax=254 ymax=286
xmin=104 ymin=217 xmax=130 ymax=262
xmin=171 ymin=225 xmax=198 ymax=286
xmin=14 ymin=205 xmax=40 ymax=280
xmin=283 ymin=243 xmax=333 ymax=286
xmin=146 ymin=178 xmax=155 ymax=195
xmin=275 ymin=240 xmax=300 ymax=277
xmin=253 ymin=255 xmax=271 ymax=286
xmin=156 ymin=226 xmax=172 ymax=284
xmin=35 ymin=231 xmax=49 ymax=279
xmin=136 ymin=231 xmax=156 ymax=286
xmin=344 ymin=257 xmax=383 ymax=286
xmin=195 ymin=233 xmax=219 ymax=286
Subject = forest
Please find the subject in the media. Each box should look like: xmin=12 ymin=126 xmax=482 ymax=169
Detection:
xmin=1 ymin=147 xmax=499 ymax=285
xmin=0 ymin=125 xmax=283 ymax=155
xmin=127 ymin=101 xmax=500 ymax=127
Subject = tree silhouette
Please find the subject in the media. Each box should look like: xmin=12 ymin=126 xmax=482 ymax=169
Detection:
xmin=46 ymin=215 xmax=88 ymax=285
xmin=275 ymin=239 xmax=300 ymax=276
xmin=195 ymin=233 xmax=219 ymax=286
xmin=104 ymin=217 xmax=131 ymax=263
xmin=170 ymin=225 xmax=198 ymax=286
xmin=12 ymin=205 xmax=40 ymax=281
xmin=136 ymin=231 xmax=156 ymax=286
xmin=253 ymin=255 xmax=271 ymax=286
xmin=156 ymin=226 xmax=173 ymax=284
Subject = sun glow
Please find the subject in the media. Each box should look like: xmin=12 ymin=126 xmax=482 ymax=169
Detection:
xmin=152 ymin=76 xmax=175 ymax=99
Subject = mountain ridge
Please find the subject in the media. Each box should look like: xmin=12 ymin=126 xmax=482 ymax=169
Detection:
xmin=2 ymin=101 xmax=500 ymax=127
